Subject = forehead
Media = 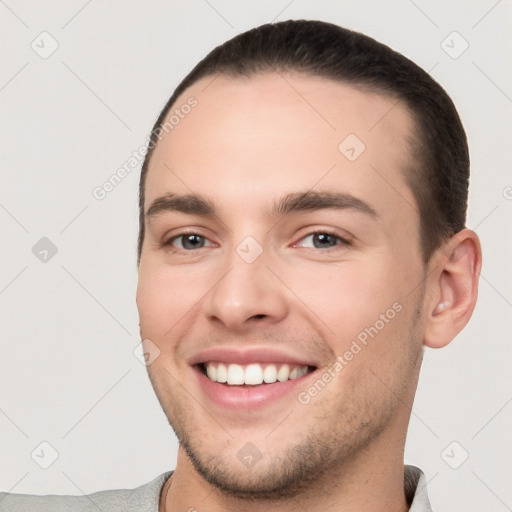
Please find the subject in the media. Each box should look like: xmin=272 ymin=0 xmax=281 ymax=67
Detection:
xmin=145 ymin=72 xmax=417 ymax=224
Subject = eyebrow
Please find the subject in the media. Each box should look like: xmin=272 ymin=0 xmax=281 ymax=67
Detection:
xmin=145 ymin=191 xmax=377 ymax=221
xmin=146 ymin=193 xmax=215 ymax=220
xmin=271 ymin=191 xmax=377 ymax=219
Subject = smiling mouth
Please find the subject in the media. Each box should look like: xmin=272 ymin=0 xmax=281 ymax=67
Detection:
xmin=198 ymin=362 xmax=316 ymax=386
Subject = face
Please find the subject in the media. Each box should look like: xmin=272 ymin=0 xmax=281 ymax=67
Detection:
xmin=136 ymin=73 xmax=427 ymax=498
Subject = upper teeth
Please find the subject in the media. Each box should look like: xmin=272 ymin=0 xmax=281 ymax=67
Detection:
xmin=205 ymin=362 xmax=309 ymax=386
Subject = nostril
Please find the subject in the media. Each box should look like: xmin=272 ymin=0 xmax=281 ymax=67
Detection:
xmin=250 ymin=314 xmax=266 ymax=320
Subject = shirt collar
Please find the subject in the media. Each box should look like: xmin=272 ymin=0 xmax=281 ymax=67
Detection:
xmin=405 ymin=465 xmax=433 ymax=511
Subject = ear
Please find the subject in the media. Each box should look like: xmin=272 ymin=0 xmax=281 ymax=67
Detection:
xmin=423 ymin=229 xmax=482 ymax=349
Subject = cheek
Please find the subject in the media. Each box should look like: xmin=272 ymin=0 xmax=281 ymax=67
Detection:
xmin=136 ymin=263 xmax=209 ymax=340
xmin=287 ymin=256 xmax=421 ymax=385
xmin=289 ymin=258 xmax=405 ymax=341
xmin=290 ymin=262 xmax=420 ymax=401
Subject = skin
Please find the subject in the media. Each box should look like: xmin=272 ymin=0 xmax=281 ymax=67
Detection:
xmin=136 ymin=73 xmax=481 ymax=511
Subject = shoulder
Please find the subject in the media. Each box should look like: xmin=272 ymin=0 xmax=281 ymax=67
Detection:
xmin=0 ymin=472 xmax=172 ymax=512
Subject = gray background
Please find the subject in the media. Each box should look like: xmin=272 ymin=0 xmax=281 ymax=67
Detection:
xmin=1 ymin=1 xmax=511 ymax=510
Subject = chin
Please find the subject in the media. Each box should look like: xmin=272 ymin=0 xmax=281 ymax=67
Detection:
xmin=177 ymin=426 xmax=365 ymax=501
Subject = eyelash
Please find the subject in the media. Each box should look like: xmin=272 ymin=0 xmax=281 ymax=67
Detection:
xmin=161 ymin=229 xmax=351 ymax=252
xmin=294 ymin=229 xmax=351 ymax=250
xmin=161 ymin=231 xmax=215 ymax=251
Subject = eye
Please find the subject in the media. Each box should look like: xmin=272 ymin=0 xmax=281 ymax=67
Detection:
xmin=165 ymin=233 xmax=214 ymax=251
xmin=295 ymin=231 xmax=349 ymax=250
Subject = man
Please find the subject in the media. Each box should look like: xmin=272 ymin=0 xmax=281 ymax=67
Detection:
xmin=0 ymin=19 xmax=481 ymax=512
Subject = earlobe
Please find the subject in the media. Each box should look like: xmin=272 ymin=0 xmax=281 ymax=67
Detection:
xmin=424 ymin=229 xmax=482 ymax=349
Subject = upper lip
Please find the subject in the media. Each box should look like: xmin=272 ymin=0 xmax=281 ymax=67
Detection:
xmin=188 ymin=347 xmax=319 ymax=367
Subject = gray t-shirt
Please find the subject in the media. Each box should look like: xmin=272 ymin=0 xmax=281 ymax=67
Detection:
xmin=0 ymin=465 xmax=432 ymax=511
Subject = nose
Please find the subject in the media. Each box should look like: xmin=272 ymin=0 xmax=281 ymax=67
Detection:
xmin=201 ymin=248 xmax=289 ymax=332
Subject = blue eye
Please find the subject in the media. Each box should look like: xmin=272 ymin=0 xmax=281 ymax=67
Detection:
xmin=297 ymin=232 xmax=349 ymax=249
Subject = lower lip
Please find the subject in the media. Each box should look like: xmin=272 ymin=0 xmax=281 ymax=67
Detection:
xmin=195 ymin=366 xmax=314 ymax=410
